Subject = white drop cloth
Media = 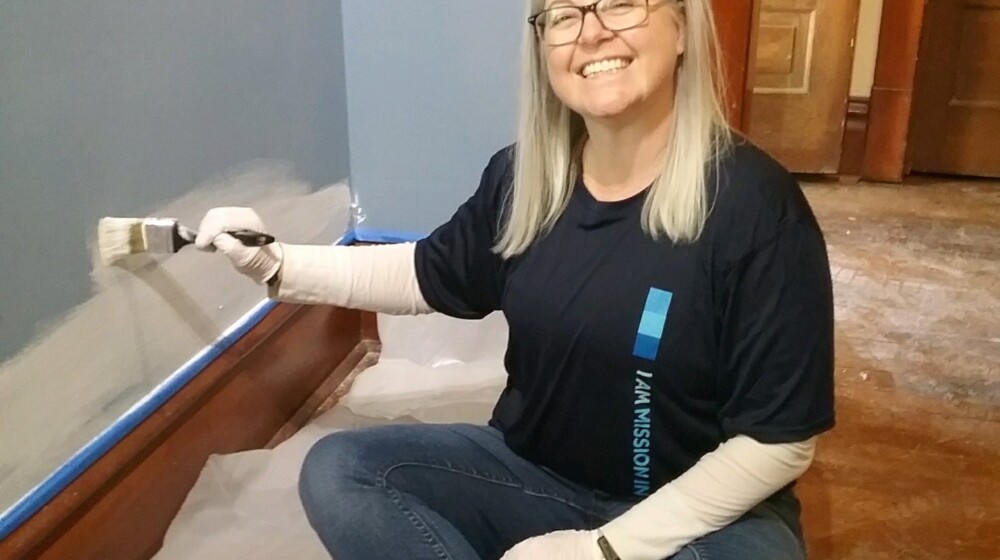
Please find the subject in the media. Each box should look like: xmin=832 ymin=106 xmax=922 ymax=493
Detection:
xmin=153 ymin=312 xmax=508 ymax=560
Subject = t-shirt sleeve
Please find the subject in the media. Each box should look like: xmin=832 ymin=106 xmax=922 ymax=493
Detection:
xmin=413 ymin=150 xmax=509 ymax=319
xmin=717 ymin=220 xmax=836 ymax=443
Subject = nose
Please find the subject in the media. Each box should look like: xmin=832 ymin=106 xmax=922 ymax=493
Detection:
xmin=578 ymin=11 xmax=614 ymax=45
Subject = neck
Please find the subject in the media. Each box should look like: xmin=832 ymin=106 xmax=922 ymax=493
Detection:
xmin=581 ymin=93 xmax=675 ymax=202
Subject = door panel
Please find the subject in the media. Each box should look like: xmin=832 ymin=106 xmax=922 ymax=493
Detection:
xmin=746 ymin=0 xmax=860 ymax=173
xmin=909 ymin=0 xmax=1000 ymax=178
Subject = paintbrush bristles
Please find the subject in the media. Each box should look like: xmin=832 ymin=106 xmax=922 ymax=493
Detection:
xmin=97 ymin=217 xmax=148 ymax=265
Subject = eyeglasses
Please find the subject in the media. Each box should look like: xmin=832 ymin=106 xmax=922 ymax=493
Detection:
xmin=528 ymin=0 xmax=651 ymax=47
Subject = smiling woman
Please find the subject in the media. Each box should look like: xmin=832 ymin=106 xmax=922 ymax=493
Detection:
xmin=194 ymin=1 xmax=835 ymax=559
xmin=500 ymin=0 xmax=731 ymax=259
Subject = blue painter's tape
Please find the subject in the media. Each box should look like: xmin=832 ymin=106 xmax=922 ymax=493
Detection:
xmin=645 ymin=288 xmax=673 ymax=316
xmin=338 ymin=229 xmax=359 ymax=246
xmin=352 ymin=228 xmax=426 ymax=244
xmin=0 ymin=232 xmax=363 ymax=541
xmin=0 ymin=299 xmax=278 ymax=540
xmin=633 ymin=334 xmax=661 ymax=361
xmin=637 ymin=310 xmax=667 ymax=339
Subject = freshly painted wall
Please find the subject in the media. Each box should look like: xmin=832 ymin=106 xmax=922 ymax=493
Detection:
xmin=341 ymin=1 xmax=524 ymax=235
xmin=0 ymin=1 xmax=352 ymax=514
xmin=0 ymin=1 xmax=351 ymax=363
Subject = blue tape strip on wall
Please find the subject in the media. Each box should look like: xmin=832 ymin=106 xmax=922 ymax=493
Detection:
xmin=0 ymin=299 xmax=278 ymax=540
xmin=0 ymin=228 xmax=423 ymax=540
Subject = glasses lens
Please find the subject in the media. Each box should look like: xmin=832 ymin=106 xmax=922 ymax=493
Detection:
xmin=539 ymin=7 xmax=583 ymax=45
xmin=597 ymin=0 xmax=647 ymax=31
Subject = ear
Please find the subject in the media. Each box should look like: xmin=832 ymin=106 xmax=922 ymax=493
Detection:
xmin=674 ymin=6 xmax=687 ymax=55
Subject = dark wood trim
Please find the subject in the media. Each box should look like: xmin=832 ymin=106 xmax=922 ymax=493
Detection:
xmin=740 ymin=1 xmax=762 ymax=133
xmin=0 ymin=303 xmax=366 ymax=560
xmin=266 ymin=337 xmax=380 ymax=449
xmin=360 ymin=311 xmax=380 ymax=345
xmin=840 ymin=96 xmax=872 ymax=177
xmin=861 ymin=0 xmax=927 ymax=182
xmin=713 ymin=0 xmax=756 ymax=130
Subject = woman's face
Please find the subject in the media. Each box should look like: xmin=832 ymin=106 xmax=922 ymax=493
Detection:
xmin=540 ymin=0 xmax=685 ymax=122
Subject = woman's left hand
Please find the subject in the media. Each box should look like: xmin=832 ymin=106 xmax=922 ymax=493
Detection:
xmin=500 ymin=529 xmax=604 ymax=560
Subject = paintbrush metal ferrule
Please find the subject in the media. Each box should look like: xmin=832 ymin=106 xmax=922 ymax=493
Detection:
xmin=141 ymin=218 xmax=183 ymax=254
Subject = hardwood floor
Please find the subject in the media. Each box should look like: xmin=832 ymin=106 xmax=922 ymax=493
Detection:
xmin=798 ymin=177 xmax=1000 ymax=559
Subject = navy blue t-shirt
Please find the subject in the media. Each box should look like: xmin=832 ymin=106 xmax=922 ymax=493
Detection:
xmin=414 ymin=141 xmax=835 ymax=499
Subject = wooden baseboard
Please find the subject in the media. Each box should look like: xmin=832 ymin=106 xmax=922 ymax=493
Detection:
xmin=840 ymin=96 xmax=871 ymax=177
xmin=0 ymin=304 xmax=368 ymax=560
xmin=266 ymin=339 xmax=381 ymax=448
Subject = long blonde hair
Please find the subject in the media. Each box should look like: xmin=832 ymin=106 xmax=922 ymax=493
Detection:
xmin=496 ymin=0 xmax=733 ymax=258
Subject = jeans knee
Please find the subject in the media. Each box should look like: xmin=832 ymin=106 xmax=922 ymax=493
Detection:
xmin=299 ymin=431 xmax=374 ymax=517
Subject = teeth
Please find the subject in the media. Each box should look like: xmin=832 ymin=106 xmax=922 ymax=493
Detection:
xmin=582 ymin=58 xmax=630 ymax=78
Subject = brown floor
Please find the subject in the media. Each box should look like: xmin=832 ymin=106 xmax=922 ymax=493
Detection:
xmin=798 ymin=177 xmax=1000 ymax=560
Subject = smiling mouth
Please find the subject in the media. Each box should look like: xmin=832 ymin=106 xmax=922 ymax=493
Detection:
xmin=580 ymin=58 xmax=634 ymax=79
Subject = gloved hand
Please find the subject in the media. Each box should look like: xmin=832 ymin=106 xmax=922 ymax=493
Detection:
xmin=195 ymin=207 xmax=282 ymax=285
xmin=500 ymin=529 xmax=604 ymax=560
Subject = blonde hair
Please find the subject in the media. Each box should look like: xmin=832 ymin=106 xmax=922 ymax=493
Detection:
xmin=496 ymin=0 xmax=733 ymax=257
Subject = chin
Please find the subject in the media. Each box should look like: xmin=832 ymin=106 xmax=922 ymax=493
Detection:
xmin=565 ymin=85 xmax=637 ymax=118
xmin=580 ymin=98 xmax=636 ymax=120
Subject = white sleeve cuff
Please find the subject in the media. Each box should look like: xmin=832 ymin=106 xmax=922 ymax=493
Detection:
xmin=600 ymin=436 xmax=817 ymax=560
xmin=269 ymin=242 xmax=434 ymax=315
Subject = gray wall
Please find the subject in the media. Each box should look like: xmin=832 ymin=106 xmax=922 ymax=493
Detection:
xmin=341 ymin=1 xmax=524 ymax=235
xmin=0 ymin=1 xmax=351 ymax=363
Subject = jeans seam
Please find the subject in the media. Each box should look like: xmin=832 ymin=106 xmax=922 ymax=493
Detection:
xmin=445 ymin=425 xmax=610 ymax=520
xmin=380 ymin=477 xmax=453 ymax=560
xmin=377 ymin=461 xmax=601 ymax=519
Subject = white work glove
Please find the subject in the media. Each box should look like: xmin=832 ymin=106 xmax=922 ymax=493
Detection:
xmin=500 ymin=529 xmax=604 ymax=560
xmin=195 ymin=207 xmax=283 ymax=285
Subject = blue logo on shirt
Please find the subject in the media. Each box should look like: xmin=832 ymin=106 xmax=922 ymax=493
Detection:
xmin=631 ymin=288 xmax=672 ymax=497
xmin=633 ymin=288 xmax=673 ymax=360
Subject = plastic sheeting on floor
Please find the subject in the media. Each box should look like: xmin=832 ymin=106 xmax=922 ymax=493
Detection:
xmin=153 ymin=312 xmax=509 ymax=560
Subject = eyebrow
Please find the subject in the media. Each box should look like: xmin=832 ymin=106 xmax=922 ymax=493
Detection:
xmin=544 ymin=0 xmax=578 ymax=9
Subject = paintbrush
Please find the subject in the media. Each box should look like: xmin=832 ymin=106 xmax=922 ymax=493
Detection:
xmin=97 ymin=217 xmax=274 ymax=266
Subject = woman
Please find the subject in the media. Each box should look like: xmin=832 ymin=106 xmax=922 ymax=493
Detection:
xmin=196 ymin=0 xmax=834 ymax=558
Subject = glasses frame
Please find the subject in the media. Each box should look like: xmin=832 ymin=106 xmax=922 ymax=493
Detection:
xmin=528 ymin=0 xmax=652 ymax=47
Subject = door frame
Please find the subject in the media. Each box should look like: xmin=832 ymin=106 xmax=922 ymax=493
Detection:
xmin=714 ymin=0 xmax=758 ymax=128
xmin=859 ymin=0 xmax=928 ymax=182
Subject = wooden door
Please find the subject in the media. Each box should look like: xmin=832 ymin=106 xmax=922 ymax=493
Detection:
xmin=909 ymin=0 xmax=1000 ymax=178
xmin=745 ymin=0 xmax=860 ymax=173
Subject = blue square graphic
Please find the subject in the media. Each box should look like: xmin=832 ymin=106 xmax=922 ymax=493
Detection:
xmin=633 ymin=334 xmax=661 ymax=361
xmin=638 ymin=310 xmax=667 ymax=339
xmin=645 ymin=288 xmax=673 ymax=316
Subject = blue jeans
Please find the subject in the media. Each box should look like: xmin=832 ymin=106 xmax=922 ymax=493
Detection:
xmin=299 ymin=423 xmax=807 ymax=560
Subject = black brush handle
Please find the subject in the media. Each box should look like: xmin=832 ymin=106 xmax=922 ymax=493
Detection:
xmin=227 ymin=229 xmax=276 ymax=246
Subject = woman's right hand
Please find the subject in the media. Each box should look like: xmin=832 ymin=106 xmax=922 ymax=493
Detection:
xmin=195 ymin=207 xmax=283 ymax=285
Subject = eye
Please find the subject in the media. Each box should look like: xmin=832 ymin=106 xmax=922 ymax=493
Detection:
xmin=546 ymin=9 xmax=580 ymax=29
